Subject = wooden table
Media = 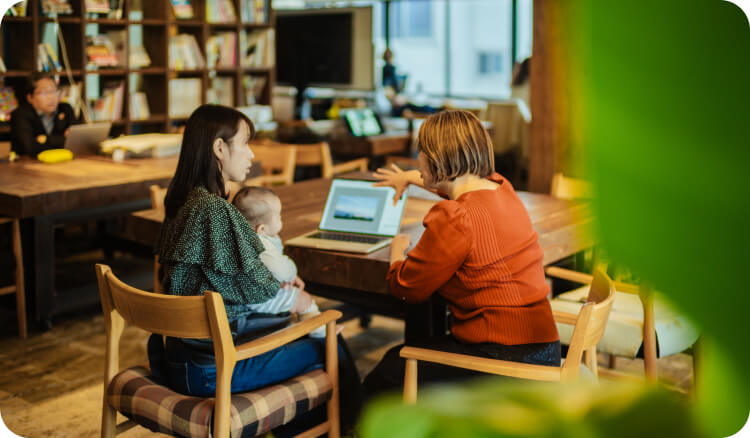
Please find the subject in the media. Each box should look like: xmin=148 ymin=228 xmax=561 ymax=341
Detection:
xmin=128 ymin=176 xmax=596 ymax=342
xmin=0 ymin=156 xmax=178 ymax=325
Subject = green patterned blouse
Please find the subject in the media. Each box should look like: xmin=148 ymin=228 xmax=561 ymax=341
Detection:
xmin=156 ymin=186 xmax=281 ymax=319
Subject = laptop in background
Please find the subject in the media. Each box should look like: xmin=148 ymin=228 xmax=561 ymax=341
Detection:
xmin=285 ymin=178 xmax=407 ymax=254
xmin=64 ymin=122 xmax=112 ymax=156
xmin=341 ymin=108 xmax=384 ymax=137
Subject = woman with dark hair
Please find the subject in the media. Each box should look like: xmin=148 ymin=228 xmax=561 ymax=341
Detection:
xmin=152 ymin=104 xmax=362 ymax=434
xmin=364 ymin=110 xmax=559 ymax=396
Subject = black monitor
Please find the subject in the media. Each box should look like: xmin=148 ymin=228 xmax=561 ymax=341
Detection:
xmin=275 ymin=12 xmax=352 ymax=88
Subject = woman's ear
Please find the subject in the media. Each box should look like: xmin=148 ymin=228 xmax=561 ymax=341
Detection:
xmin=212 ymin=137 xmax=225 ymax=161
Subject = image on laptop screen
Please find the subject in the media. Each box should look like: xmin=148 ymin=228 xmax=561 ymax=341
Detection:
xmin=342 ymin=109 xmax=383 ymax=137
xmin=320 ymin=179 xmax=406 ymax=236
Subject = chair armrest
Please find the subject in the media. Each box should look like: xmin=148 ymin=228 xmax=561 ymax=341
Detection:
xmin=236 ymin=310 xmax=342 ymax=360
xmin=331 ymin=158 xmax=369 ymax=175
xmin=399 ymin=346 xmax=561 ymax=382
xmin=552 ymin=310 xmax=578 ymax=325
xmin=546 ymin=266 xmax=640 ymax=294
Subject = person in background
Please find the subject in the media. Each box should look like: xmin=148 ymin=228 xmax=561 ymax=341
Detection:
xmin=364 ymin=110 xmax=560 ymax=396
xmin=510 ymin=57 xmax=531 ymax=121
xmin=382 ymin=48 xmax=400 ymax=92
xmin=10 ymin=73 xmax=75 ymax=156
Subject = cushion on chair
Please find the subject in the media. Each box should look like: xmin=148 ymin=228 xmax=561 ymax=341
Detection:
xmin=107 ymin=366 xmax=333 ymax=438
xmin=552 ymin=286 xmax=700 ymax=358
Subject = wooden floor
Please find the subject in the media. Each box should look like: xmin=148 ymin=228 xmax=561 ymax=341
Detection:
xmin=0 ymin=302 xmax=693 ymax=438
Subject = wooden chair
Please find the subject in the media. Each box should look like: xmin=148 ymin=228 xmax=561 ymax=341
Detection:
xmin=400 ymin=268 xmax=615 ymax=403
xmin=245 ymin=144 xmax=297 ymax=187
xmin=546 ymin=266 xmax=699 ymax=384
xmin=384 ymin=155 xmax=420 ymax=171
xmin=293 ymin=141 xmax=369 ymax=178
xmin=96 ymin=264 xmax=342 ymax=438
xmin=148 ymin=185 xmax=166 ymax=294
xmin=0 ymin=217 xmax=26 ymax=339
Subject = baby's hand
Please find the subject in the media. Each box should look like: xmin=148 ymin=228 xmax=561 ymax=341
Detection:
xmin=291 ymin=290 xmax=313 ymax=314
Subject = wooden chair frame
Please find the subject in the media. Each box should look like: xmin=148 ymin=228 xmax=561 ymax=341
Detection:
xmin=0 ymin=217 xmax=26 ymax=339
xmin=96 ymin=263 xmax=342 ymax=438
xmin=400 ymin=269 xmax=615 ymax=403
xmin=291 ymin=141 xmax=369 ymax=179
xmin=245 ymin=144 xmax=297 ymax=187
xmin=546 ymin=265 xmax=660 ymax=382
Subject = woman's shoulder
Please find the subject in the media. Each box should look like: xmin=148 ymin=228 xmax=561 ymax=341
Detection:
xmin=425 ymin=199 xmax=469 ymax=227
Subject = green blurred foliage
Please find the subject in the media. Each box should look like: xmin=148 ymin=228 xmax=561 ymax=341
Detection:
xmin=564 ymin=0 xmax=750 ymax=435
xmin=360 ymin=379 xmax=703 ymax=438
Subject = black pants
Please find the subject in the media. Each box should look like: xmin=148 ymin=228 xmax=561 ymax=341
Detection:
xmin=363 ymin=335 xmax=561 ymax=399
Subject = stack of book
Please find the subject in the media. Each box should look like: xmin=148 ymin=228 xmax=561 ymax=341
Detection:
xmin=240 ymin=0 xmax=268 ymax=23
xmin=5 ymin=0 xmax=28 ymax=16
xmin=242 ymin=75 xmax=267 ymax=105
xmin=170 ymin=0 xmax=194 ymax=19
xmin=240 ymin=29 xmax=274 ymax=68
xmin=84 ymin=0 xmax=124 ymax=18
xmin=86 ymin=34 xmax=125 ymax=69
xmin=129 ymin=92 xmax=151 ymax=120
xmin=37 ymin=43 xmax=62 ymax=72
xmin=206 ymin=32 xmax=237 ymax=68
xmin=169 ymin=78 xmax=202 ymax=117
xmin=90 ymin=82 xmax=124 ymax=121
xmin=169 ymin=34 xmax=205 ymax=70
xmin=206 ymin=0 xmax=236 ymax=23
xmin=42 ymin=0 xmax=73 ymax=15
xmin=129 ymin=45 xmax=151 ymax=70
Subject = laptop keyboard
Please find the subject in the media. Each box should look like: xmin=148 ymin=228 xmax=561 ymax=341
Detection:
xmin=310 ymin=232 xmax=384 ymax=244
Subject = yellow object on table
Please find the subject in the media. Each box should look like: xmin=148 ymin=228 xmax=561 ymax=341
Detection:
xmin=37 ymin=149 xmax=74 ymax=163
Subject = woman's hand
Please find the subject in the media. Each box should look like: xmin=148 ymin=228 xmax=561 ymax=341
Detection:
xmin=389 ymin=233 xmax=411 ymax=264
xmin=373 ymin=164 xmax=421 ymax=205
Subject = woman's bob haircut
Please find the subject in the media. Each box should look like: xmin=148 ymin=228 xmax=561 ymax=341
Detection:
xmin=416 ymin=109 xmax=495 ymax=184
xmin=164 ymin=104 xmax=255 ymax=219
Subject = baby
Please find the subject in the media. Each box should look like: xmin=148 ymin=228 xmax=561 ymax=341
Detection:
xmin=233 ymin=186 xmax=325 ymax=337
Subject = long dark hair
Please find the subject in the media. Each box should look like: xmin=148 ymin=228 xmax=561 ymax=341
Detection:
xmin=164 ymin=105 xmax=255 ymax=219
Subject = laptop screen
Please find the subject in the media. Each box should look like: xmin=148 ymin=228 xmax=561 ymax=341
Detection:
xmin=341 ymin=108 xmax=384 ymax=137
xmin=319 ymin=179 xmax=407 ymax=236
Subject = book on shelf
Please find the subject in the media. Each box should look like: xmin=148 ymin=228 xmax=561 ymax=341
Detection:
xmin=37 ymin=43 xmax=62 ymax=72
xmin=170 ymin=0 xmax=194 ymax=19
xmin=59 ymin=83 xmax=82 ymax=118
xmin=0 ymin=58 xmax=6 ymax=73
xmin=206 ymin=0 xmax=237 ymax=23
xmin=169 ymin=34 xmax=205 ymax=70
xmin=129 ymin=92 xmax=151 ymax=120
xmin=42 ymin=0 xmax=73 ymax=15
xmin=129 ymin=45 xmax=152 ymax=70
xmin=206 ymin=32 xmax=237 ymax=68
xmin=169 ymin=78 xmax=202 ymax=117
xmin=206 ymin=77 xmax=234 ymax=107
xmin=242 ymin=75 xmax=266 ymax=105
xmin=85 ymin=0 xmax=110 ymax=13
xmin=0 ymin=86 xmax=18 ymax=122
xmin=240 ymin=29 xmax=274 ymax=68
xmin=5 ymin=0 xmax=29 ymax=16
xmin=86 ymin=35 xmax=121 ymax=69
xmin=240 ymin=0 xmax=268 ymax=23
xmin=90 ymin=81 xmax=124 ymax=121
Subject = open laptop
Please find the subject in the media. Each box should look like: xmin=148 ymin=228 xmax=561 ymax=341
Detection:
xmin=64 ymin=122 xmax=112 ymax=156
xmin=341 ymin=108 xmax=384 ymax=137
xmin=285 ymin=178 xmax=407 ymax=254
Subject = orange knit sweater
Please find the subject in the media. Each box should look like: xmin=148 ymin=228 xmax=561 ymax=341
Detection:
xmin=387 ymin=173 xmax=559 ymax=346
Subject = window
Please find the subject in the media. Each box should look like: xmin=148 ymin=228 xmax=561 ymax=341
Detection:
xmin=390 ymin=0 xmax=432 ymax=39
xmin=478 ymin=52 xmax=504 ymax=76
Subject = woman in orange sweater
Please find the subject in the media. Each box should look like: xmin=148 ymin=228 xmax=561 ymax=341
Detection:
xmin=364 ymin=110 xmax=560 ymax=394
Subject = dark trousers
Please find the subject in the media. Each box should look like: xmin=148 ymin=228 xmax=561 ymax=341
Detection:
xmin=363 ymin=335 xmax=561 ymax=399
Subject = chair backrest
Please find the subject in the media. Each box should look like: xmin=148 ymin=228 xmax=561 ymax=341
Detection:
xmin=550 ymin=173 xmax=593 ymax=200
xmin=149 ymin=185 xmax=167 ymax=211
xmin=96 ymin=264 xmax=238 ymax=438
xmin=0 ymin=141 xmax=11 ymax=159
xmin=560 ymin=268 xmax=615 ymax=380
xmin=294 ymin=141 xmax=336 ymax=178
xmin=248 ymin=144 xmax=297 ymax=186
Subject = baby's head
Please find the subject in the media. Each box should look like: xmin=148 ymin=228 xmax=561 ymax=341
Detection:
xmin=232 ymin=186 xmax=282 ymax=236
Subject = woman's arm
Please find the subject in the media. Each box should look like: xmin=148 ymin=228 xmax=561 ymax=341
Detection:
xmin=373 ymin=164 xmax=433 ymax=205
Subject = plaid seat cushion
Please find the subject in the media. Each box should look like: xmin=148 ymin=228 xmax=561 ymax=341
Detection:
xmin=107 ymin=366 xmax=333 ymax=438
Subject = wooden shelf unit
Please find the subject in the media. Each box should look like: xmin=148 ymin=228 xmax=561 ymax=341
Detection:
xmin=0 ymin=0 xmax=275 ymax=138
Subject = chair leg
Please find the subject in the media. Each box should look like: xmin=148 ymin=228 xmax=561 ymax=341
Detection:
xmin=325 ymin=321 xmax=340 ymax=438
xmin=101 ymin=400 xmax=117 ymax=438
xmin=403 ymin=359 xmax=418 ymax=404
xmin=584 ymin=347 xmax=599 ymax=378
xmin=12 ymin=220 xmax=26 ymax=339
xmin=640 ymin=286 xmax=658 ymax=383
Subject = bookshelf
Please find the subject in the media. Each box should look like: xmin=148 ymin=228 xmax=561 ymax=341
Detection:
xmin=0 ymin=0 xmax=275 ymax=137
